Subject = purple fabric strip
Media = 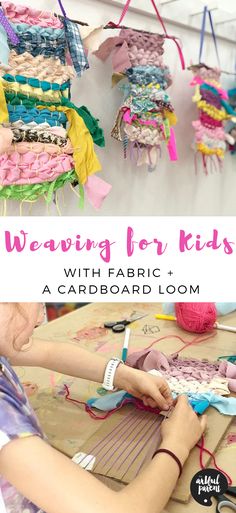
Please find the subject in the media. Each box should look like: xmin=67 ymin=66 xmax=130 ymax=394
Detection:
xmin=57 ymin=0 xmax=67 ymax=18
xmin=0 ymin=8 xmax=19 ymax=45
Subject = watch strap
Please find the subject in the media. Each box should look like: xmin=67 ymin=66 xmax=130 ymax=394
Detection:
xmin=102 ymin=358 xmax=124 ymax=391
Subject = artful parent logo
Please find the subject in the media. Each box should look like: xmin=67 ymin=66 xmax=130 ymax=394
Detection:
xmin=190 ymin=469 xmax=228 ymax=506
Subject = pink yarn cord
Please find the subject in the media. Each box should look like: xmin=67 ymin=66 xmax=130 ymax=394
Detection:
xmin=107 ymin=0 xmax=132 ymax=27
xmin=141 ymin=333 xmax=216 ymax=357
xmin=64 ymin=384 xmax=119 ymax=420
xmin=197 ymin=435 xmax=232 ymax=485
xmin=64 ymin=385 xmax=161 ymax=420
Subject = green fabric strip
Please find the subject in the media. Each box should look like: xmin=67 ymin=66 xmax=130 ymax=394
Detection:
xmin=0 ymin=170 xmax=78 ymax=202
xmin=5 ymin=92 xmax=105 ymax=147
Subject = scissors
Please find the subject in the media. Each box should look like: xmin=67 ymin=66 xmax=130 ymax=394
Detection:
xmin=104 ymin=313 xmax=147 ymax=333
xmin=215 ymin=486 xmax=236 ymax=512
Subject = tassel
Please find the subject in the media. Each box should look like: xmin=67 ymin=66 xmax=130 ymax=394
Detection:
xmin=123 ymin=134 xmax=129 ymax=159
xmin=111 ymin=110 xmax=123 ymax=141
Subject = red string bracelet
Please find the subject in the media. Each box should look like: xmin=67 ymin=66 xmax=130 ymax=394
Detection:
xmin=152 ymin=449 xmax=182 ymax=478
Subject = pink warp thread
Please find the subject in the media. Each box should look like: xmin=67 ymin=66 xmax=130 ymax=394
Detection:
xmin=64 ymin=384 xmax=160 ymax=420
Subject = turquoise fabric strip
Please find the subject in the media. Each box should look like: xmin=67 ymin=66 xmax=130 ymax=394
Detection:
xmin=3 ymin=73 xmax=70 ymax=91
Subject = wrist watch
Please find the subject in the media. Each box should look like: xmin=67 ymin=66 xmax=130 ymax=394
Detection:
xmin=102 ymin=357 xmax=124 ymax=391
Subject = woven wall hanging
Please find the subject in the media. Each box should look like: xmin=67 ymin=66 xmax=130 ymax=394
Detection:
xmin=94 ymin=0 xmax=185 ymax=171
xmin=189 ymin=7 xmax=235 ymax=174
xmin=225 ymin=87 xmax=236 ymax=154
xmin=0 ymin=1 xmax=111 ymax=213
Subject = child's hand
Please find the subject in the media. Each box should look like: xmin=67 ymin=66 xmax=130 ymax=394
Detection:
xmin=161 ymin=395 xmax=207 ymax=462
xmin=114 ymin=365 xmax=173 ymax=411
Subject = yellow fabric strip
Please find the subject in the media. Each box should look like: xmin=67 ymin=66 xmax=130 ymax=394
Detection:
xmin=164 ymin=110 xmax=177 ymax=126
xmin=38 ymin=105 xmax=101 ymax=184
xmin=2 ymin=80 xmax=66 ymax=102
xmin=197 ymin=100 xmax=228 ymax=121
xmin=0 ymin=78 xmax=9 ymax=123
xmin=197 ymin=142 xmax=224 ymax=158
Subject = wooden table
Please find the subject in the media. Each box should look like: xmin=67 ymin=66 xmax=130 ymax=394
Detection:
xmin=17 ymin=303 xmax=236 ymax=512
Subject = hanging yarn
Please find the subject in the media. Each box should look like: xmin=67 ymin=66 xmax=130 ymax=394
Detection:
xmin=94 ymin=0 xmax=183 ymax=170
xmin=175 ymin=302 xmax=217 ymax=334
xmin=0 ymin=1 xmax=109 ymax=211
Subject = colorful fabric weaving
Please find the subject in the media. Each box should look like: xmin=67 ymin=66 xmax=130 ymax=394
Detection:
xmin=86 ymin=351 xmax=236 ymax=417
xmin=87 ymin=389 xmax=236 ymax=416
xmin=126 ymin=349 xmax=236 ymax=396
xmin=94 ymin=0 xmax=183 ymax=171
xmin=95 ymin=29 xmax=178 ymax=170
xmin=190 ymin=64 xmax=231 ymax=173
xmin=0 ymin=2 xmax=109 ymax=210
xmin=225 ymin=87 xmax=236 ymax=154
xmin=189 ymin=8 xmax=235 ymax=173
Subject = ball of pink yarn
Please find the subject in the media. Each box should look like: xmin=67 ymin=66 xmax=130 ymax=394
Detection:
xmin=175 ymin=303 xmax=217 ymax=333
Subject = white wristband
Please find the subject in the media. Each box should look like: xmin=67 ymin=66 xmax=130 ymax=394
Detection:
xmin=102 ymin=358 xmax=124 ymax=391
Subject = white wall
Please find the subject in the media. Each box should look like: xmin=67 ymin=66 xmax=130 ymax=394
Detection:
xmin=4 ymin=0 xmax=236 ymax=216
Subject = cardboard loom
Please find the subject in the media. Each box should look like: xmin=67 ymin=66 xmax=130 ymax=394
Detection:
xmin=25 ymin=303 xmax=235 ymax=505
xmin=79 ymin=404 xmax=233 ymax=503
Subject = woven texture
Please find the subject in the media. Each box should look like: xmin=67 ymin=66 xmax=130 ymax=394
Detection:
xmin=0 ymin=2 xmax=105 ymax=208
xmin=190 ymin=64 xmax=232 ymax=174
xmin=95 ymin=27 xmax=177 ymax=170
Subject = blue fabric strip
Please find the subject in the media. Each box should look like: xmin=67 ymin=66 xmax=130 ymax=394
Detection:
xmin=87 ymin=390 xmax=236 ymax=416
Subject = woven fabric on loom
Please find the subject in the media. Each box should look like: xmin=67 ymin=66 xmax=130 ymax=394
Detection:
xmin=94 ymin=28 xmax=178 ymax=170
xmin=189 ymin=64 xmax=232 ymax=173
xmin=126 ymin=349 xmax=235 ymax=396
xmin=0 ymin=2 xmax=106 ymax=208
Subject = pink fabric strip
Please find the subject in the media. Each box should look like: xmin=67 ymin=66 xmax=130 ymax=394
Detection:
xmin=123 ymin=109 xmax=157 ymax=127
xmin=0 ymin=152 xmax=74 ymax=185
xmin=219 ymin=361 xmax=236 ymax=392
xmin=2 ymin=1 xmax=63 ymax=28
xmin=84 ymin=174 xmax=112 ymax=210
xmin=167 ymin=127 xmax=178 ymax=161
xmin=93 ymin=37 xmax=131 ymax=72
xmin=0 ymin=127 xmax=13 ymax=153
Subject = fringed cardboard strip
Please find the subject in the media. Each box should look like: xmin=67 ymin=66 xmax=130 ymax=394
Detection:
xmin=79 ymin=405 xmax=233 ymax=503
